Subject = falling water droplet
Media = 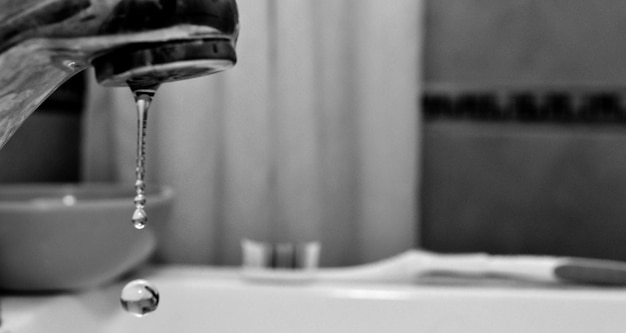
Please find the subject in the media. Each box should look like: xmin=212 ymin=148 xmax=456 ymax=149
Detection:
xmin=132 ymin=207 xmax=148 ymax=229
xmin=120 ymin=279 xmax=160 ymax=317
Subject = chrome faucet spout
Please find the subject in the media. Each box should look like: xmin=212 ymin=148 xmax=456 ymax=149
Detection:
xmin=0 ymin=0 xmax=239 ymax=149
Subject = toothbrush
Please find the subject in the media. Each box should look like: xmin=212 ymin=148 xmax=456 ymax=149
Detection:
xmin=241 ymin=240 xmax=626 ymax=286
xmin=320 ymin=250 xmax=626 ymax=286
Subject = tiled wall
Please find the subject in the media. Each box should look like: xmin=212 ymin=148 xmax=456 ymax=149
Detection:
xmin=421 ymin=1 xmax=626 ymax=260
xmin=424 ymin=0 xmax=626 ymax=85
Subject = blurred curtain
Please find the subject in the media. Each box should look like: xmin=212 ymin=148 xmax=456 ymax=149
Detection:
xmin=83 ymin=0 xmax=423 ymax=266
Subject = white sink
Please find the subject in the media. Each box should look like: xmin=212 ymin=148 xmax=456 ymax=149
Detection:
xmin=3 ymin=265 xmax=626 ymax=333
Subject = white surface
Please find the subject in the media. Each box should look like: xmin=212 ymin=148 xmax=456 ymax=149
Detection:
xmin=3 ymin=265 xmax=626 ymax=333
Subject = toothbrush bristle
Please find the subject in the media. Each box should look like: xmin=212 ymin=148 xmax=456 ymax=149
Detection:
xmin=241 ymin=239 xmax=320 ymax=271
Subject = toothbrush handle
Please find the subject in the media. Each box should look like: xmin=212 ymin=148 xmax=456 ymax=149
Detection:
xmin=426 ymin=253 xmax=560 ymax=283
xmin=484 ymin=255 xmax=561 ymax=282
xmin=330 ymin=251 xmax=562 ymax=283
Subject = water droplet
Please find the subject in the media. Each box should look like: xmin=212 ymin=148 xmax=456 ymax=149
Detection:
xmin=132 ymin=207 xmax=148 ymax=229
xmin=120 ymin=279 xmax=159 ymax=317
xmin=134 ymin=194 xmax=147 ymax=206
xmin=135 ymin=179 xmax=146 ymax=190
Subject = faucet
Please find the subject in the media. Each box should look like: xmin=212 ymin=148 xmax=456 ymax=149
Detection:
xmin=0 ymin=0 xmax=239 ymax=149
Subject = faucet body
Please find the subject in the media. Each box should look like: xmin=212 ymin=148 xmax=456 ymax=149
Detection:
xmin=0 ymin=0 xmax=238 ymax=149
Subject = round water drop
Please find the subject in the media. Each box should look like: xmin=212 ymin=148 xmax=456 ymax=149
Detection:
xmin=121 ymin=279 xmax=160 ymax=317
xmin=132 ymin=207 xmax=148 ymax=229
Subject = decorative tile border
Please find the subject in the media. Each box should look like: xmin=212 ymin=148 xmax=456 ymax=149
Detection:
xmin=422 ymin=89 xmax=626 ymax=124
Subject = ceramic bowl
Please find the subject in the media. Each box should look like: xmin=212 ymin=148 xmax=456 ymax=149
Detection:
xmin=0 ymin=183 xmax=173 ymax=292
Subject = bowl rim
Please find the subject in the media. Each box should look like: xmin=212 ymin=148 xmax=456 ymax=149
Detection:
xmin=0 ymin=183 xmax=174 ymax=211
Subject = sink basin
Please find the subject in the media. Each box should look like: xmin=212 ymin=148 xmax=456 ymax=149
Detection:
xmin=3 ymin=265 xmax=626 ymax=332
xmin=0 ymin=184 xmax=173 ymax=292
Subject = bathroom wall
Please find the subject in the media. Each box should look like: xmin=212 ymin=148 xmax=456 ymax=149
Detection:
xmin=424 ymin=0 xmax=626 ymax=84
xmin=421 ymin=0 xmax=626 ymax=260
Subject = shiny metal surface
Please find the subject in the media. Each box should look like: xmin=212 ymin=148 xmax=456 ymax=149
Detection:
xmin=0 ymin=0 xmax=238 ymax=149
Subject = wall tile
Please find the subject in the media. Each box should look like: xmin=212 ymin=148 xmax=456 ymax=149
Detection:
xmin=425 ymin=0 xmax=626 ymax=85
